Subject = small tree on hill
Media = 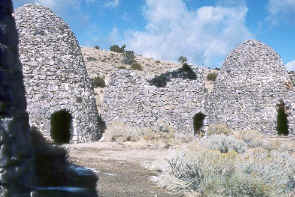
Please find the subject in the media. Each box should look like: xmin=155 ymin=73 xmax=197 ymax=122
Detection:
xmin=178 ymin=56 xmax=187 ymax=64
xmin=110 ymin=44 xmax=126 ymax=53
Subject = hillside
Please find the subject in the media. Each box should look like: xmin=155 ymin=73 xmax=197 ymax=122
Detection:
xmin=81 ymin=47 xmax=217 ymax=112
xmin=81 ymin=43 xmax=295 ymax=137
xmin=81 ymin=47 xmax=185 ymax=77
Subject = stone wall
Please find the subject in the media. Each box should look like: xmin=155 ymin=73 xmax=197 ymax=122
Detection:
xmin=14 ymin=4 xmax=103 ymax=143
xmin=99 ymin=40 xmax=295 ymax=136
xmin=0 ymin=0 xmax=34 ymax=195
xmin=204 ymin=40 xmax=295 ymax=135
xmin=290 ymin=71 xmax=295 ymax=85
xmin=102 ymin=65 xmax=206 ymax=135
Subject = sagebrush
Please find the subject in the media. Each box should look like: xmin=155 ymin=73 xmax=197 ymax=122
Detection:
xmin=152 ymin=132 xmax=295 ymax=197
xmin=92 ymin=75 xmax=106 ymax=88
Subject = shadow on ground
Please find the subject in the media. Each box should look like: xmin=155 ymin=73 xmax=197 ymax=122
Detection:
xmin=30 ymin=127 xmax=99 ymax=197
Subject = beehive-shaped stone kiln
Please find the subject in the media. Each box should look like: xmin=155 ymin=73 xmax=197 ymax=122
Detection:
xmin=205 ymin=40 xmax=295 ymax=135
xmin=14 ymin=4 xmax=103 ymax=143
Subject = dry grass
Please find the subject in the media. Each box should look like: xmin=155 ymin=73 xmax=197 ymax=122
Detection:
xmin=102 ymin=121 xmax=146 ymax=142
xmin=102 ymin=120 xmax=193 ymax=147
xmin=206 ymin=124 xmax=233 ymax=136
xmin=101 ymin=121 xmax=295 ymax=196
xmin=233 ymin=129 xmax=264 ymax=148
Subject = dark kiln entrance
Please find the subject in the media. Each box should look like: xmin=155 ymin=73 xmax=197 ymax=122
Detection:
xmin=50 ymin=109 xmax=72 ymax=144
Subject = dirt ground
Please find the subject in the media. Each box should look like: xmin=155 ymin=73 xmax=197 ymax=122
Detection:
xmin=67 ymin=141 xmax=184 ymax=197
xmin=66 ymin=135 xmax=295 ymax=197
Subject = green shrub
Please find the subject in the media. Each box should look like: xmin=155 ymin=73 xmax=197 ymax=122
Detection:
xmin=149 ymin=75 xmax=167 ymax=87
xmin=276 ymin=100 xmax=289 ymax=136
xmin=50 ymin=109 xmax=72 ymax=144
xmin=182 ymin=63 xmax=192 ymax=72
xmin=156 ymin=137 xmax=295 ymax=197
xmin=123 ymin=50 xmax=135 ymax=65
xmin=118 ymin=66 xmax=127 ymax=69
xmin=92 ymin=76 xmax=106 ymax=88
xmin=181 ymin=63 xmax=197 ymax=80
xmin=167 ymin=155 xmax=204 ymax=191
xmin=160 ymin=149 xmax=238 ymax=193
xmin=207 ymin=72 xmax=218 ymax=81
xmin=235 ymin=130 xmax=264 ymax=148
xmin=110 ymin=44 xmax=126 ymax=53
xmin=217 ymin=173 xmax=271 ymax=197
xmin=130 ymin=62 xmax=143 ymax=71
xmin=236 ymin=150 xmax=295 ymax=195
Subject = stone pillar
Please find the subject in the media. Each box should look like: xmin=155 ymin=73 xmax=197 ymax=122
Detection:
xmin=0 ymin=0 xmax=34 ymax=196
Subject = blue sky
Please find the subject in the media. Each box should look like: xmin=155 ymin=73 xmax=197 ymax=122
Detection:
xmin=12 ymin=0 xmax=295 ymax=70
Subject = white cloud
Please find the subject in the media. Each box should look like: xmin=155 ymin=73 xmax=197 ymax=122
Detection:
xmin=104 ymin=0 xmax=119 ymax=8
xmin=125 ymin=0 xmax=253 ymax=66
xmin=286 ymin=60 xmax=295 ymax=71
xmin=267 ymin=0 xmax=295 ymax=25
xmin=13 ymin=0 xmax=95 ymax=10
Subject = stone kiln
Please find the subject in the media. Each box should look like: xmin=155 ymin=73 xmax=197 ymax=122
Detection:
xmin=102 ymin=65 xmax=206 ymax=135
xmin=0 ymin=0 xmax=34 ymax=195
xmin=14 ymin=4 xmax=103 ymax=143
xmin=205 ymin=40 xmax=295 ymax=135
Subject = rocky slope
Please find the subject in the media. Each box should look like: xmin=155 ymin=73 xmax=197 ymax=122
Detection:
xmin=81 ymin=47 xmax=217 ymax=111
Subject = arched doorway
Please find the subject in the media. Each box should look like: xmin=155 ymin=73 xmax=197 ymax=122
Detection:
xmin=276 ymin=99 xmax=289 ymax=136
xmin=50 ymin=109 xmax=72 ymax=144
xmin=193 ymin=112 xmax=206 ymax=136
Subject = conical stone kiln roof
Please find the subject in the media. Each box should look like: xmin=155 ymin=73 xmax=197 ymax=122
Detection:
xmin=15 ymin=4 xmax=103 ymax=143
xmin=204 ymin=40 xmax=295 ymax=135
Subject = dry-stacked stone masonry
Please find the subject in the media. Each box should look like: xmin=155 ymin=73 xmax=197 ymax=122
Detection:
xmin=0 ymin=0 xmax=34 ymax=195
xmin=102 ymin=65 xmax=206 ymax=135
xmin=14 ymin=4 xmax=103 ymax=143
xmin=290 ymin=71 xmax=295 ymax=85
xmin=204 ymin=40 xmax=295 ymax=135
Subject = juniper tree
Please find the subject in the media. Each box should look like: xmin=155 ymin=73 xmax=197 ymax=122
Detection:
xmin=276 ymin=100 xmax=289 ymax=136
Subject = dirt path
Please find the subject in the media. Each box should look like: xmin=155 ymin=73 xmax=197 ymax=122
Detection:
xmin=67 ymin=142 xmax=184 ymax=197
xmin=65 ymin=135 xmax=295 ymax=197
